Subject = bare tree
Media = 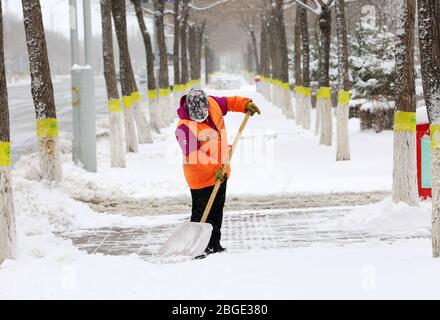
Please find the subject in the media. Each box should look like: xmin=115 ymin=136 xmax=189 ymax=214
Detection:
xmin=335 ymin=0 xmax=350 ymax=161
xmin=392 ymin=0 xmax=418 ymax=206
xmin=0 ymin=0 xmax=16 ymax=263
xmin=112 ymin=0 xmax=139 ymax=152
xmin=260 ymin=17 xmax=272 ymax=100
xmin=300 ymin=1 xmax=312 ymax=130
xmin=100 ymin=0 xmax=126 ymax=168
xmin=173 ymin=0 xmax=184 ymax=101
xmin=180 ymin=0 xmax=191 ymax=90
xmin=294 ymin=6 xmax=303 ymax=123
xmin=294 ymin=0 xmax=335 ymax=145
xmin=240 ymin=14 xmax=260 ymax=74
xmin=418 ymin=0 xmax=440 ymax=256
xmin=132 ymin=0 xmax=160 ymax=133
xmin=22 ymin=0 xmax=62 ymax=182
xmin=269 ymin=0 xmax=294 ymax=119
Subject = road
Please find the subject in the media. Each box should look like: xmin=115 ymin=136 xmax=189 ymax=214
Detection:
xmin=7 ymin=76 xmax=148 ymax=162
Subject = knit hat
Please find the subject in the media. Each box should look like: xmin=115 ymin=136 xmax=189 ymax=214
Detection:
xmin=186 ymin=89 xmax=209 ymax=122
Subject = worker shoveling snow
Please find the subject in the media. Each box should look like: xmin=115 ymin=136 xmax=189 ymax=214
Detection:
xmin=157 ymin=89 xmax=261 ymax=258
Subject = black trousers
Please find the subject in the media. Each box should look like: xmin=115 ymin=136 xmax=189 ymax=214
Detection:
xmin=190 ymin=180 xmax=227 ymax=247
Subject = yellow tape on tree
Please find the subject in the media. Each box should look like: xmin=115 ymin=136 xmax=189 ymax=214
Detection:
xmin=338 ymin=90 xmax=350 ymax=106
xmin=303 ymin=87 xmax=312 ymax=97
xmin=174 ymin=84 xmax=183 ymax=92
xmin=37 ymin=118 xmax=59 ymax=138
xmin=281 ymin=82 xmax=290 ymax=91
xmin=317 ymin=87 xmax=331 ymax=100
xmin=159 ymin=87 xmax=171 ymax=97
xmin=108 ymin=99 xmax=121 ymax=113
xmin=394 ymin=111 xmax=416 ymax=132
xmin=431 ymin=125 xmax=440 ymax=150
xmin=148 ymin=90 xmax=157 ymax=100
xmin=0 ymin=142 xmax=11 ymax=167
xmin=296 ymin=85 xmax=304 ymax=95
xmin=123 ymin=95 xmax=133 ymax=108
xmin=131 ymin=91 xmax=141 ymax=103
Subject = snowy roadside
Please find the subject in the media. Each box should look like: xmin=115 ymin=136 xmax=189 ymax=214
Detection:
xmin=15 ymin=83 xmax=394 ymax=203
xmin=2 ymin=75 xmax=438 ymax=299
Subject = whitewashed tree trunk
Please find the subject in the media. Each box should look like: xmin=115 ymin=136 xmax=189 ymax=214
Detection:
xmin=295 ymin=89 xmax=303 ymax=124
xmin=0 ymin=169 xmax=15 ymax=263
xmin=123 ymin=105 xmax=138 ymax=153
xmin=101 ymin=0 xmax=126 ymax=167
xmin=148 ymin=96 xmax=160 ymax=133
xmin=0 ymin=1 xmax=15 ymax=263
xmin=38 ymin=136 xmax=63 ymax=182
xmin=112 ymin=0 xmax=139 ymax=153
xmin=432 ymin=147 xmax=440 ymax=257
xmin=283 ymin=87 xmax=294 ymax=119
xmin=302 ymin=94 xmax=312 ymax=130
xmin=393 ymin=131 xmax=418 ymax=205
xmin=392 ymin=0 xmax=418 ymax=206
xmin=315 ymin=100 xmax=321 ymax=136
xmin=336 ymin=98 xmax=350 ymax=160
xmin=22 ymin=0 xmax=63 ymax=182
xmin=109 ymin=111 xmax=126 ymax=168
xmin=418 ymin=0 xmax=440 ymax=257
xmin=319 ymin=97 xmax=333 ymax=146
xmin=335 ymin=0 xmax=351 ymax=161
xmin=133 ymin=98 xmax=153 ymax=144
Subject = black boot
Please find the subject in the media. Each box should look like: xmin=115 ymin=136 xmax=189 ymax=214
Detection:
xmin=206 ymin=243 xmax=227 ymax=255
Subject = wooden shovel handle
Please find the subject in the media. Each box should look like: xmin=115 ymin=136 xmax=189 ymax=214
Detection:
xmin=200 ymin=112 xmax=252 ymax=223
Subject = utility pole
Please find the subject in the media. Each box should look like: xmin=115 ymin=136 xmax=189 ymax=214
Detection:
xmin=70 ymin=0 xmax=97 ymax=172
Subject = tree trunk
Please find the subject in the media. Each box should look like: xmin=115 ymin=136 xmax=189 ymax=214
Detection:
xmin=294 ymin=6 xmax=302 ymax=124
xmin=0 ymin=1 xmax=16 ymax=263
xmin=155 ymin=0 xmax=172 ymax=125
xmin=132 ymin=0 xmax=160 ymax=133
xmin=318 ymin=4 xmax=333 ymax=146
xmin=173 ymin=0 xmax=181 ymax=90
xmin=22 ymin=0 xmax=62 ymax=182
xmin=188 ymin=24 xmax=197 ymax=83
xmin=260 ymin=18 xmax=271 ymax=100
xmin=112 ymin=0 xmax=139 ymax=152
xmin=271 ymin=0 xmax=293 ymax=119
xmin=335 ymin=0 xmax=351 ymax=161
xmin=249 ymin=27 xmax=260 ymax=75
xmin=300 ymin=1 xmax=311 ymax=130
xmin=418 ymin=0 xmax=440 ymax=256
xmin=180 ymin=0 xmax=190 ymax=90
xmin=100 ymin=0 xmax=126 ymax=168
xmin=392 ymin=0 xmax=418 ymax=206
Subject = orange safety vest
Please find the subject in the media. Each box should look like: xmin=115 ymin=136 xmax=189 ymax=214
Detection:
xmin=177 ymin=97 xmax=231 ymax=189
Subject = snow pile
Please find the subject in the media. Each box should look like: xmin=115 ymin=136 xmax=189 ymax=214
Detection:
xmin=333 ymin=198 xmax=431 ymax=233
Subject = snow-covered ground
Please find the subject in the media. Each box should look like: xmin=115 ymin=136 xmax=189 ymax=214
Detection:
xmin=1 ymin=74 xmax=438 ymax=299
xmin=25 ymin=81 xmax=392 ymax=202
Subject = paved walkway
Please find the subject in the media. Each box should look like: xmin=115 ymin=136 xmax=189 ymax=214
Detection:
xmin=60 ymin=206 xmax=429 ymax=261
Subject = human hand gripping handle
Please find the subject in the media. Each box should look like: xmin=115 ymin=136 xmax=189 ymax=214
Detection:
xmin=245 ymin=101 xmax=261 ymax=116
xmin=200 ymin=112 xmax=253 ymax=223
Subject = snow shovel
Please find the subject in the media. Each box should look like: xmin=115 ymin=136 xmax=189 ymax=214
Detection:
xmin=157 ymin=112 xmax=252 ymax=258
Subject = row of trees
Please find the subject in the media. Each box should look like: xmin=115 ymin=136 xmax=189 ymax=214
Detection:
xmin=251 ymin=0 xmax=350 ymax=160
xmin=101 ymin=0 xmax=210 ymax=168
xmin=0 ymin=0 xmax=216 ymax=262
xmin=241 ymin=0 xmax=440 ymax=257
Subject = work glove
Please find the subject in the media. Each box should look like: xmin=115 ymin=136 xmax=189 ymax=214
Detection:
xmin=245 ymin=101 xmax=262 ymax=116
xmin=215 ymin=167 xmax=228 ymax=183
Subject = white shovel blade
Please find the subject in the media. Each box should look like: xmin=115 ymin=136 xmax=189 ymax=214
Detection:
xmin=156 ymin=222 xmax=213 ymax=258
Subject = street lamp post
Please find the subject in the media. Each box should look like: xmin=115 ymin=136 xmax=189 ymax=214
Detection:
xmin=70 ymin=0 xmax=97 ymax=172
